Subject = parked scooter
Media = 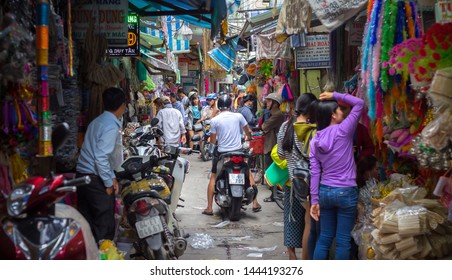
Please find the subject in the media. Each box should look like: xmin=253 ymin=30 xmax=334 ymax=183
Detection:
xmin=115 ymin=153 xmax=186 ymax=260
xmin=214 ymin=150 xmax=257 ymax=221
xmin=199 ymin=119 xmax=212 ymax=161
xmin=115 ymin=119 xmax=197 ymax=259
xmin=0 ymin=123 xmax=98 ymax=260
xmin=125 ymin=118 xmax=163 ymax=159
xmin=190 ymin=123 xmax=203 ymax=152
xmin=157 ymin=145 xmax=197 ymax=214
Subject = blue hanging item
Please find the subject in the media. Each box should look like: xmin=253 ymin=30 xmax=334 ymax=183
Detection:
xmin=281 ymin=84 xmax=293 ymax=101
xmin=208 ymin=36 xmax=239 ymax=72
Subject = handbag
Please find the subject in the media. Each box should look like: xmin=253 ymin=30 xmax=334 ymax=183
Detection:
xmin=193 ymin=123 xmax=203 ymax=132
xmin=291 ymin=130 xmax=315 ymax=201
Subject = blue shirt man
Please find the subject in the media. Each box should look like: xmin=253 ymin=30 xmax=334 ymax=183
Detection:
xmin=170 ymin=92 xmax=187 ymax=126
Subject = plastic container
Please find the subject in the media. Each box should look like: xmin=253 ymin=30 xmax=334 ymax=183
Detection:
xmin=250 ymin=135 xmax=264 ymax=155
xmin=264 ymin=161 xmax=289 ymax=187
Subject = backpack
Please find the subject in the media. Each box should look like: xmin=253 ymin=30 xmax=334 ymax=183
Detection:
xmin=291 ymin=130 xmax=315 ymax=202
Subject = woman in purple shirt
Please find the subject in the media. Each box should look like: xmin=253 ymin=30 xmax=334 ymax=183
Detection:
xmin=309 ymin=91 xmax=364 ymax=260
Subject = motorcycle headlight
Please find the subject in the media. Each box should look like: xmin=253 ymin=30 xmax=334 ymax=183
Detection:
xmin=7 ymin=183 xmax=34 ymax=217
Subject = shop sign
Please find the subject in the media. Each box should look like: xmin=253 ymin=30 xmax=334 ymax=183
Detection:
xmin=179 ymin=62 xmax=189 ymax=76
xmin=108 ymin=14 xmax=140 ymax=56
xmin=217 ymin=74 xmax=233 ymax=84
xmin=295 ymin=34 xmax=331 ymax=69
xmin=72 ymin=0 xmax=128 ymax=46
xmin=348 ymin=19 xmax=365 ymax=46
xmin=436 ymin=0 xmax=452 ymax=23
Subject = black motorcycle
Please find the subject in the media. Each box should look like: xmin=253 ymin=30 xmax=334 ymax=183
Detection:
xmin=214 ymin=150 xmax=257 ymax=221
xmin=116 ymin=154 xmax=185 ymax=260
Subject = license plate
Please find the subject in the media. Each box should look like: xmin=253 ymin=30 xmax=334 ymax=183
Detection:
xmin=229 ymin=173 xmax=245 ymax=185
xmin=135 ymin=216 xmax=164 ymax=239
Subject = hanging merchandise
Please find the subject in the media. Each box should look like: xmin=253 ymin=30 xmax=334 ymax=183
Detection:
xmin=275 ymin=0 xmax=311 ymax=43
xmin=409 ymin=68 xmax=452 ymax=172
xmin=361 ymin=0 xmax=424 ymax=150
xmin=80 ymin=18 xmax=124 ymax=125
xmin=207 ymin=36 xmax=239 ymax=72
xmin=280 ymin=83 xmax=294 ymax=101
xmin=255 ymin=32 xmax=293 ymax=61
xmin=256 ymin=60 xmax=272 ymax=86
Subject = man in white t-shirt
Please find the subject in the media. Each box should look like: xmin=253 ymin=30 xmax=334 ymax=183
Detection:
xmin=201 ymin=94 xmax=261 ymax=216
xmin=156 ymin=96 xmax=186 ymax=147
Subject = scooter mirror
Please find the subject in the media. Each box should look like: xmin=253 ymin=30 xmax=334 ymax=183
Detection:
xmin=151 ymin=118 xmax=159 ymax=126
xmin=51 ymin=122 xmax=70 ymax=152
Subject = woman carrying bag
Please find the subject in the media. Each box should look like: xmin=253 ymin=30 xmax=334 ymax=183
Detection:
xmin=277 ymin=93 xmax=318 ymax=260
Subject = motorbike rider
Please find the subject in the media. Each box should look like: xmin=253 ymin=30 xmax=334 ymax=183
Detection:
xmin=202 ymin=94 xmax=262 ymax=216
xmin=186 ymin=91 xmax=203 ymax=149
xmin=156 ymin=96 xmax=187 ymax=147
xmin=199 ymin=93 xmax=218 ymax=122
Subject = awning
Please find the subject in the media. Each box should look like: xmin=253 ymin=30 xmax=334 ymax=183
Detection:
xmin=239 ymin=5 xmax=322 ymax=39
xmin=129 ymin=0 xmax=230 ymax=40
xmin=141 ymin=16 xmax=190 ymax=54
xmin=135 ymin=53 xmax=174 ymax=75
xmin=239 ymin=6 xmax=282 ymax=39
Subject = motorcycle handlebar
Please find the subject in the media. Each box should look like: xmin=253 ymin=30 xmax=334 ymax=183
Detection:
xmin=63 ymin=176 xmax=91 ymax=187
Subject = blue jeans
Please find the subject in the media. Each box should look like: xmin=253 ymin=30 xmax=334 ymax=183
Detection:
xmin=308 ymin=216 xmax=320 ymax=260
xmin=313 ymin=184 xmax=358 ymax=260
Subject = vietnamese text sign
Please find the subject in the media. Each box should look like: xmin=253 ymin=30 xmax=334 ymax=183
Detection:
xmin=348 ymin=19 xmax=365 ymax=46
xmin=179 ymin=62 xmax=189 ymax=76
xmin=436 ymin=0 xmax=452 ymax=23
xmin=295 ymin=34 xmax=331 ymax=69
xmin=308 ymin=0 xmax=368 ymax=31
xmin=108 ymin=14 xmax=140 ymax=56
xmin=72 ymin=0 xmax=128 ymax=45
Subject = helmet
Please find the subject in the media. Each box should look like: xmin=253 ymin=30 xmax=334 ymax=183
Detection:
xmin=188 ymin=91 xmax=197 ymax=99
xmin=207 ymin=93 xmax=217 ymax=100
xmin=264 ymin=93 xmax=282 ymax=105
xmin=217 ymin=94 xmax=232 ymax=110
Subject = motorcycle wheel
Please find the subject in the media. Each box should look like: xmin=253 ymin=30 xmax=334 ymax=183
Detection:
xmin=200 ymin=141 xmax=210 ymax=161
xmin=272 ymin=186 xmax=284 ymax=211
xmin=147 ymin=246 xmax=168 ymax=260
xmin=229 ymin=197 xmax=242 ymax=221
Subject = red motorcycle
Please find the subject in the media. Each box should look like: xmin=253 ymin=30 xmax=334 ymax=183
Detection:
xmin=0 ymin=123 xmax=97 ymax=259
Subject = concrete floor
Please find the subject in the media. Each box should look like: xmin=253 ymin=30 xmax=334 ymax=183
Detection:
xmin=174 ymin=153 xmax=297 ymax=260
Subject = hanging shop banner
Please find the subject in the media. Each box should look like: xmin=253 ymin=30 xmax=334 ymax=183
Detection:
xmin=295 ymin=33 xmax=331 ymax=69
xmin=108 ymin=14 xmax=140 ymax=56
xmin=436 ymin=0 xmax=452 ymax=23
xmin=307 ymin=0 xmax=368 ymax=31
xmin=347 ymin=18 xmax=366 ymax=46
xmin=72 ymin=0 xmax=128 ymax=46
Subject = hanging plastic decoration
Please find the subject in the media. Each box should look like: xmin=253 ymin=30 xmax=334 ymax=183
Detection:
xmin=256 ymin=59 xmax=273 ymax=86
xmin=362 ymin=0 xmax=422 ymax=123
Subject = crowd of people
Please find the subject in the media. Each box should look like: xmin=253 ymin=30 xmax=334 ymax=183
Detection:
xmin=76 ymin=84 xmax=377 ymax=261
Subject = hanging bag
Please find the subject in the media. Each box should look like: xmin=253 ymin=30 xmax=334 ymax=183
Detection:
xmin=291 ymin=130 xmax=315 ymax=201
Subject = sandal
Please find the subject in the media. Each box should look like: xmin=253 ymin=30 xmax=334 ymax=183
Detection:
xmin=263 ymin=197 xmax=274 ymax=203
xmin=202 ymin=209 xmax=213 ymax=216
xmin=252 ymin=205 xmax=262 ymax=213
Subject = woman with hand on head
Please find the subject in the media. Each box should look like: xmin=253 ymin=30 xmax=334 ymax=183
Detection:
xmin=309 ymin=91 xmax=364 ymax=260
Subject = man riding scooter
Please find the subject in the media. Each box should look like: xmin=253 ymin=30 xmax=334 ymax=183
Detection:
xmin=202 ymin=94 xmax=261 ymax=216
